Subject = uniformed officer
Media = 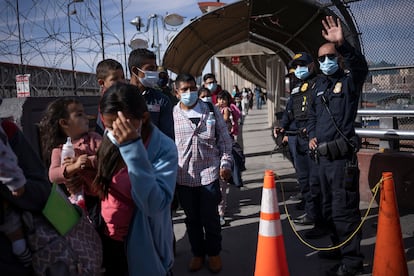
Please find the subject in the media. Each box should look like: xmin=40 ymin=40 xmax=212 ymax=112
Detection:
xmin=278 ymin=52 xmax=324 ymax=233
xmin=307 ymin=16 xmax=368 ymax=276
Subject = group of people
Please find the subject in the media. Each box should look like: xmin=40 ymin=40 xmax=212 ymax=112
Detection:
xmin=1 ymin=46 xmax=244 ymax=275
xmin=0 ymin=15 xmax=368 ymax=276
xmin=275 ymin=16 xmax=368 ymax=276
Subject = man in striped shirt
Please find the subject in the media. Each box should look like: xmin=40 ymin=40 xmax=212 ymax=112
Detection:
xmin=173 ymin=73 xmax=233 ymax=274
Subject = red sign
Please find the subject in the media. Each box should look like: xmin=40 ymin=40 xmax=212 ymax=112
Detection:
xmin=16 ymin=74 xmax=31 ymax=97
xmin=231 ymin=56 xmax=240 ymax=65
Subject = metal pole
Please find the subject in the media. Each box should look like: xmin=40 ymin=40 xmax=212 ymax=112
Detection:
xmin=120 ymin=0 xmax=128 ymax=78
xmin=99 ymin=0 xmax=105 ymax=59
xmin=67 ymin=2 xmax=77 ymax=94
xmin=154 ymin=15 xmax=161 ymax=65
xmin=16 ymin=0 xmax=23 ymax=68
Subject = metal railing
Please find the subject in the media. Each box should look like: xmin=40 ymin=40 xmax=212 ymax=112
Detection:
xmin=357 ymin=110 xmax=414 ymax=151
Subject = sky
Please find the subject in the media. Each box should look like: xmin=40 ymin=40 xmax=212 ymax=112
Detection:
xmin=0 ymin=0 xmax=413 ymax=76
xmin=0 ymin=0 xmax=238 ymax=75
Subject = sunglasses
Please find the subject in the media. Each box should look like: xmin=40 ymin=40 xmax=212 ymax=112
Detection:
xmin=318 ymin=54 xmax=337 ymax=62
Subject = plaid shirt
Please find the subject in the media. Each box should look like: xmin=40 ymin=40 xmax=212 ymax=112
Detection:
xmin=173 ymin=100 xmax=233 ymax=187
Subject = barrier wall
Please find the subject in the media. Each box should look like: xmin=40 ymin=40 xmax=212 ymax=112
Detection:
xmin=0 ymin=96 xmax=100 ymax=158
xmin=358 ymin=149 xmax=414 ymax=213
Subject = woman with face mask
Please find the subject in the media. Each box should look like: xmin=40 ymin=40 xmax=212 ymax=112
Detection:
xmin=278 ymin=52 xmax=324 ymax=238
xmin=95 ymin=82 xmax=178 ymax=276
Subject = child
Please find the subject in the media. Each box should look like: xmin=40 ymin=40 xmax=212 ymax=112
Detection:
xmin=95 ymin=59 xmax=126 ymax=135
xmin=93 ymin=82 xmax=177 ymax=276
xmin=198 ymin=87 xmax=212 ymax=103
xmin=215 ymin=90 xmax=236 ymax=226
xmin=0 ymin=123 xmax=32 ymax=268
xmin=39 ymin=98 xmax=102 ymax=228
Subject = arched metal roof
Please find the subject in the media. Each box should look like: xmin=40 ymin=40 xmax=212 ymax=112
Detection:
xmin=163 ymin=0 xmax=359 ymax=85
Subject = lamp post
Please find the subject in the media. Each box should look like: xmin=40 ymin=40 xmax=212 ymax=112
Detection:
xmin=67 ymin=0 xmax=83 ymax=94
xmin=129 ymin=13 xmax=184 ymax=65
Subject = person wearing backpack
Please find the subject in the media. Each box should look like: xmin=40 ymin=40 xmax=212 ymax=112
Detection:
xmin=173 ymin=73 xmax=233 ymax=273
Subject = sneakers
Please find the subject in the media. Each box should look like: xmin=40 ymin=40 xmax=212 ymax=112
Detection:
xmin=293 ymin=213 xmax=314 ymax=225
xmin=208 ymin=255 xmax=222 ymax=273
xmin=188 ymin=256 xmax=204 ymax=272
xmin=326 ymin=263 xmax=364 ymax=276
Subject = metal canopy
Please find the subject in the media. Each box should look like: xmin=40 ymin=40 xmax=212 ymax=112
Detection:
xmin=163 ymin=0 xmax=358 ymax=84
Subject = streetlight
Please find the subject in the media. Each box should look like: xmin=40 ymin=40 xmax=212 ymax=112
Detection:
xmin=67 ymin=0 xmax=83 ymax=94
xmin=129 ymin=13 xmax=184 ymax=65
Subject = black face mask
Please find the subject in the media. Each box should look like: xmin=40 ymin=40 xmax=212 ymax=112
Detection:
xmin=157 ymin=78 xmax=168 ymax=87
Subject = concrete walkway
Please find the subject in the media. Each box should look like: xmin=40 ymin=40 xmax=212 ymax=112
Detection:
xmin=172 ymin=105 xmax=414 ymax=276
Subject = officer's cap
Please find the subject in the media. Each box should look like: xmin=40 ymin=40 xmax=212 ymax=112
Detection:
xmin=291 ymin=52 xmax=313 ymax=66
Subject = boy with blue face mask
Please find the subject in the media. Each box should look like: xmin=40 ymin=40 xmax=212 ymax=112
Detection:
xmin=128 ymin=49 xmax=174 ymax=139
xmin=173 ymin=73 xmax=233 ymax=274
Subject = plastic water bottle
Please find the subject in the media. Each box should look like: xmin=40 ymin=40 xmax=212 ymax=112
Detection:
xmin=61 ymin=137 xmax=85 ymax=210
xmin=61 ymin=137 xmax=75 ymax=165
xmin=206 ymin=111 xmax=215 ymax=137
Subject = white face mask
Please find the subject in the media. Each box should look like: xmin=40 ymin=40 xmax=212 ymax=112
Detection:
xmin=104 ymin=129 xmax=119 ymax=146
xmin=134 ymin=68 xmax=159 ymax=88
xmin=201 ymin=97 xmax=212 ymax=103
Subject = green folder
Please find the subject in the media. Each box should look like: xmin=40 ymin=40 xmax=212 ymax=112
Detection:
xmin=42 ymin=183 xmax=80 ymax=235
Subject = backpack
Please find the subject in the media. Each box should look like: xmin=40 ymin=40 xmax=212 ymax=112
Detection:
xmin=204 ymin=103 xmax=246 ymax=178
xmin=1 ymin=120 xmax=103 ymax=276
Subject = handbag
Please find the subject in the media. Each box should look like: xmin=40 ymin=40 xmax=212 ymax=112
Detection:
xmin=24 ymin=186 xmax=103 ymax=275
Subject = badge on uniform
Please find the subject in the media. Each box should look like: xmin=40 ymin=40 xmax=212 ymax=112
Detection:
xmin=301 ymin=82 xmax=308 ymax=92
xmin=333 ymin=82 xmax=342 ymax=94
xmin=147 ymin=104 xmax=161 ymax=112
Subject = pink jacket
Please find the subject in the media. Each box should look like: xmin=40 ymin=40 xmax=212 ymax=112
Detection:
xmin=101 ymin=167 xmax=135 ymax=241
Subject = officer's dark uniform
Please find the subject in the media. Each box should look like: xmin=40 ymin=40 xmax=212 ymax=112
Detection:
xmin=281 ymin=73 xmax=321 ymax=224
xmin=307 ymin=41 xmax=368 ymax=270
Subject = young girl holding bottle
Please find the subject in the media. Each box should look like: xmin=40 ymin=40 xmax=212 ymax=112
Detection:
xmin=39 ymin=98 xmax=102 ymax=228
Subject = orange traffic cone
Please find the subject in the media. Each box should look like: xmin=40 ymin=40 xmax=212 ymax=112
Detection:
xmin=254 ymin=170 xmax=289 ymax=276
xmin=372 ymin=172 xmax=408 ymax=276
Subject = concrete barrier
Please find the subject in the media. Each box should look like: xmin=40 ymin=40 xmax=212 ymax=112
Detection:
xmin=0 ymin=96 xmax=100 ymax=158
xmin=358 ymin=149 xmax=414 ymax=213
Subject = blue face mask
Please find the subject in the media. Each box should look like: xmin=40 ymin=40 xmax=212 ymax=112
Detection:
xmin=207 ymin=83 xmax=217 ymax=92
xmin=135 ymin=68 xmax=159 ymax=88
xmin=180 ymin=91 xmax=199 ymax=107
xmin=319 ymin=57 xmax=339 ymax=75
xmin=104 ymin=129 xmax=119 ymax=146
xmin=294 ymin=66 xmax=311 ymax=80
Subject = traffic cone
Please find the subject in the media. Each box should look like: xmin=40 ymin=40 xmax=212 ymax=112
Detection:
xmin=372 ymin=172 xmax=408 ymax=276
xmin=254 ymin=170 xmax=289 ymax=276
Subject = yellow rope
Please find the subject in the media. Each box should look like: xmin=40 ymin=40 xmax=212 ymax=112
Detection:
xmin=280 ymin=176 xmax=391 ymax=251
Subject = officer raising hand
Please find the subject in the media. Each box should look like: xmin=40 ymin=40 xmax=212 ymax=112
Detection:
xmin=321 ymin=16 xmax=344 ymax=46
xmin=307 ymin=15 xmax=368 ymax=276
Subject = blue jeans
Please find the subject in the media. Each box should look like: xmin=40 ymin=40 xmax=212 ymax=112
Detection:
xmin=177 ymin=180 xmax=222 ymax=257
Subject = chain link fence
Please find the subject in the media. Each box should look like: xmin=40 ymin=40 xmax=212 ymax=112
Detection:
xmin=311 ymin=0 xmax=414 ymax=151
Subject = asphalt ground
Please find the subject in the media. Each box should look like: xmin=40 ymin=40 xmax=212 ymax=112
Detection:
xmin=171 ymin=105 xmax=414 ymax=276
